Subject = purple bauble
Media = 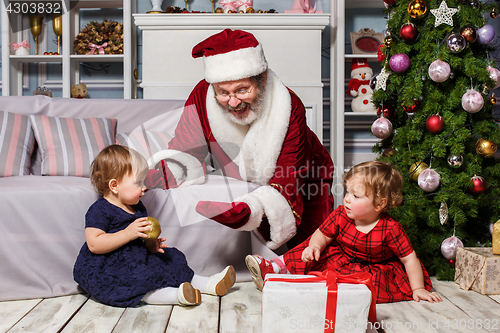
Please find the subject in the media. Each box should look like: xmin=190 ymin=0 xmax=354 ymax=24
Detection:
xmin=487 ymin=66 xmax=500 ymax=89
xmin=477 ymin=24 xmax=495 ymax=45
xmin=371 ymin=117 xmax=393 ymax=139
xmin=418 ymin=168 xmax=440 ymax=192
xmin=441 ymin=236 xmax=464 ymax=260
xmin=461 ymin=89 xmax=484 ymax=113
xmin=428 ymin=59 xmax=451 ymax=82
xmin=446 ymin=33 xmax=466 ymax=54
xmin=389 ymin=53 xmax=410 ymax=74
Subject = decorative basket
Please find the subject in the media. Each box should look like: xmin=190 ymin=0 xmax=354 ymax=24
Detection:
xmin=74 ymin=19 xmax=123 ymax=55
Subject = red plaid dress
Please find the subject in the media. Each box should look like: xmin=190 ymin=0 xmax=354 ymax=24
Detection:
xmin=283 ymin=205 xmax=432 ymax=303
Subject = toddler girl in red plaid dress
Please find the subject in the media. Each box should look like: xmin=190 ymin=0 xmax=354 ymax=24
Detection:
xmin=246 ymin=161 xmax=442 ymax=303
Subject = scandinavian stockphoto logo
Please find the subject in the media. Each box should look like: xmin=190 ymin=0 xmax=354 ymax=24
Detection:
xmin=3 ymin=0 xmax=79 ymax=34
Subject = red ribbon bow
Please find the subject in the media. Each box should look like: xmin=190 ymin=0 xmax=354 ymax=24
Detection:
xmin=265 ymin=271 xmax=377 ymax=332
xmin=9 ymin=40 xmax=30 ymax=51
xmin=89 ymin=42 xmax=108 ymax=55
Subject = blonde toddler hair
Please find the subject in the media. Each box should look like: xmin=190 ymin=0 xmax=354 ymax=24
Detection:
xmin=343 ymin=161 xmax=403 ymax=211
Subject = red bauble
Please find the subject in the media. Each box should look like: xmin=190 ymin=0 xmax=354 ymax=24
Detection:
xmin=470 ymin=175 xmax=487 ymax=194
xmin=426 ymin=114 xmax=444 ymax=133
xmin=400 ymin=23 xmax=418 ymax=43
xmin=384 ymin=0 xmax=397 ymax=5
xmin=448 ymin=259 xmax=455 ymax=266
xmin=403 ymin=99 xmax=420 ymax=113
xmin=377 ymin=105 xmax=396 ymax=120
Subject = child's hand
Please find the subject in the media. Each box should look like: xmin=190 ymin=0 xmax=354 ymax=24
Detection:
xmin=124 ymin=217 xmax=151 ymax=241
xmin=145 ymin=237 xmax=167 ymax=254
xmin=301 ymin=245 xmax=321 ymax=262
xmin=412 ymin=288 xmax=442 ymax=303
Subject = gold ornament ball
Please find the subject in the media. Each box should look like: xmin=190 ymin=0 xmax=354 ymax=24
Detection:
xmin=246 ymin=7 xmax=255 ymax=13
xmin=215 ymin=7 xmax=223 ymax=13
xmin=491 ymin=95 xmax=497 ymax=104
xmin=384 ymin=35 xmax=393 ymax=47
xmin=475 ymin=138 xmax=497 ymax=158
xmin=460 ymin=25 xmax=477 ymax=43
xmin=491 ymin=8 xmax=498 ymax=19
xmin=408 ymin=0 xmax=428 ymax=19
xmin=409 ymin=161 xmax=429 ymax=181
xmin=144 ymin=217 xmax=162 ymax=239
xmin=257 ymin=9 xmax=263 ymax=13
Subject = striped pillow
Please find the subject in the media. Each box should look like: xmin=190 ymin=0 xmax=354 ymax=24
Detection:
xmin=0 ymin=111 xmax=35 ymax=177
xmin=30 ymin=115 xmax=117 ymax=177
xmin=116 ymin=130 xmax=173 ymax=159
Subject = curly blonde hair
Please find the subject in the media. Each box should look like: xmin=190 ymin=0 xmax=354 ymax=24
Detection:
xmin=343 ymin=161 xmax=403 ymax=211
xmin=90 ymin=145 xmax=148 ymax=196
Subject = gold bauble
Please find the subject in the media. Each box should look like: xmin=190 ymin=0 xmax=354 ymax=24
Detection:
xmin=460 ymin=25 xmax=477 ymax=43
xmin=409 ymin=161 xmax=429 ymax=181
xmin=491 ymin=8 xmax=498 ymax=19
xmin=408 ymin=0 xmax=428 ymax=20
xmin=215 ymin=7 xmax=223 ymax=13
xmin=491 ymin=94 xmax=497 ymax=105
xmin=144 ymin=217 xmax=162 ymax=239
xmin=246 ymin=7 xmax=255 ymax=13
xmin=475 ymin=138 xmax=497 ymax=158
xmin=384 ymin=35 xmax=393 ymax=47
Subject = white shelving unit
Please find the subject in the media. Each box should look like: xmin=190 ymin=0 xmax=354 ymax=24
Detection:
xmin=330 ymin=0 xmax=384 ymax=206
xmin=1 ymin=0 xmax=135 ymax=98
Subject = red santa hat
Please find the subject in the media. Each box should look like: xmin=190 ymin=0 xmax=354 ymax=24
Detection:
xmin=192 ymin=29 xmax=268 ymax=83
xmin=351 ymin=58 xmax=369 ymax=71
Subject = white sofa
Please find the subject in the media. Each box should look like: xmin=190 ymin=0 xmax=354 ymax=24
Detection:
xmin=0 ymin=96 xmax=276 ymax=302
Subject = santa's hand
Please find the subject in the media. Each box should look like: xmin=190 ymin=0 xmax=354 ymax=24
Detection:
xmin=195 ymin=201 xmax=251 ymax=229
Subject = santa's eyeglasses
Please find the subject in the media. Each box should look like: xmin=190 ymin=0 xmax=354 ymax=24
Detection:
xmin=214 ymin=86 xmax=254 ymax=102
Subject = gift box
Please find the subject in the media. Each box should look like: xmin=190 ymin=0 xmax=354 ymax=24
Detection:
xmin=455 ymin=247 xmax=500 ymax=295
xmin=262 ymin=272 xmax=376 ymax=333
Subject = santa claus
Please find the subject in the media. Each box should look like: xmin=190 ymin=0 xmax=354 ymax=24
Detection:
xmin=147 ymin=29 xmax=334 ymax=250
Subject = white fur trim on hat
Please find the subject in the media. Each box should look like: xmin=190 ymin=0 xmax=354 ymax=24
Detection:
xmin=204 ymin=44 xmax=268 ymax=83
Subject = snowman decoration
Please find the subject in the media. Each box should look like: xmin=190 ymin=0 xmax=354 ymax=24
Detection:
xmin=347 ymin=58 xmax=377 ymax=113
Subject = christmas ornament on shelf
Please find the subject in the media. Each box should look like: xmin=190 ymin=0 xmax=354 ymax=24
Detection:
xmin=475 ymin=138 xmax=497 ymax=158
xmin=389 ymin=53 xmax=410 ymax=73
xmin=469 ymin=175 xmax=487 ymax=194
xmin=428 ymin=59 xmax=450 ymax=82
xmin=371 ymin=117 xmax=393 ymax=139
xmin=408 ymin=0 xmax=428 ymax=20
xmin=461 ymin=89 xmax=484 ymax=113
xmin=441 ymin=235 xmax=464 ymax=260
xmin=347 ymin=59 xmax=377 ymax=113
xmin=426 ymin=114 xmax=445 ymax=133
xmin=409 ymin=161 xmax=429 ymax=181
xmin=418 ymin=168 xmax=440 ymax=192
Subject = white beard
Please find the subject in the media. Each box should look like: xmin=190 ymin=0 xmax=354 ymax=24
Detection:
xmin=224 ymin=88 xmax=265 ymax=126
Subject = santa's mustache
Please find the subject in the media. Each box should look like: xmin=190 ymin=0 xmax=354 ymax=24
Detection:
xmin=227 ymin=102 xmax=250 ymax=112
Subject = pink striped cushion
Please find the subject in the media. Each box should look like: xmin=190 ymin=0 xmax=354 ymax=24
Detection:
xmin=116 ymin=131 xmax=173 ymax=159
xmin=30 ymin=115 xmax=117 ymax=177
xmin=0 ymin=111 xmax=35 ymax=177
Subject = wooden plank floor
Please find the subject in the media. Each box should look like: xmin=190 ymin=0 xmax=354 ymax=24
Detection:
xmin=1 ymin=278 xmax=499 ymax=333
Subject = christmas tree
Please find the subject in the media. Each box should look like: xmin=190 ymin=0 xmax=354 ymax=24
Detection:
xmin=372 ymin=0 xmax=500 ymax=279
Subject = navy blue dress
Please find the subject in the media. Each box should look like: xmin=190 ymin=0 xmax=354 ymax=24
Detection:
xmin=73 ymin=197 xmax=194 ymax=307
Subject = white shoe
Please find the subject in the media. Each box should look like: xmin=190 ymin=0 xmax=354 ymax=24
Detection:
xmin=177 ymin=282 xmax=201 ymax=306
xmin=205 ymin=265 xmax=236 ymax=296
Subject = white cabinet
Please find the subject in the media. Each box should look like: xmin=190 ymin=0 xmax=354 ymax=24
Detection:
xmin=1 ymin=0 xmax=135 ymax=98
xmin=330 ymin=0 xmax=384 ymax=206
xmin=134 ymin=13 xmax=330 ymax=140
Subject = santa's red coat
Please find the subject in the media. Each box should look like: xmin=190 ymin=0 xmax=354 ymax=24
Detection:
xmin=168 ymin=70 xmax=334 ymax=249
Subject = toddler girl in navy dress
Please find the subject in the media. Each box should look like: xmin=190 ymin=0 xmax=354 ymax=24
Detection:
xmin=246 ymin=161 xmax=442 ymax=304
xmin=73 ymin=145 xmax=236 ymax=307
